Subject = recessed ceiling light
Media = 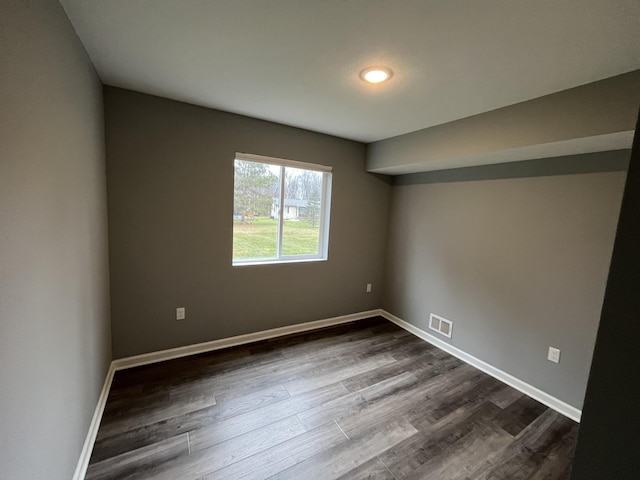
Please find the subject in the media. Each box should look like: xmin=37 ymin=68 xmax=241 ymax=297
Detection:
xmin=360 ymin=66 xmax=393 ymax=84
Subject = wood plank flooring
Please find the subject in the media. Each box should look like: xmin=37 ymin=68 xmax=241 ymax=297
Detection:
xmin=87 ymin=317 xmax=578 ymax=480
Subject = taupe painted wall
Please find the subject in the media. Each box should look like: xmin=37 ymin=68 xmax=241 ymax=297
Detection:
xmin=0 ymin=1 xmax=111 ymax=479
xmin=105 ymin=87 xmax=390 ymax=358
xmin=383 ymin=163 xmax=626 ymax=408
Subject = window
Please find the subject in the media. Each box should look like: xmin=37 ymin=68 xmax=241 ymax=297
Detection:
xmin=232 ymin=152 xmax=332 ymax=265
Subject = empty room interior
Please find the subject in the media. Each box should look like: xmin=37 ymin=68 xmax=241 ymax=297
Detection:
xmin=3 ymin=1 xmax=640 ymax=479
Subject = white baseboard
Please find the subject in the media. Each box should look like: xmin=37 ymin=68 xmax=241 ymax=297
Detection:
xmin=74 ymin=307 xmax=581 ymax=479
xmin=73 ymin=309 xmax=378 ymax=479
xmin=72 ymin=362 xmax=116 ymax=480
xmin=112 ymin=310 xmax=380 ymax=371
xmin=378 ymin=309 xmax=582 ymax=423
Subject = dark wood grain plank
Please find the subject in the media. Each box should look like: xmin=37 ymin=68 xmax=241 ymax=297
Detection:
xmin=129 ymin=416 xmax=307 ymax=480
xmin=297 ymin=371 xmax=418 ymax=431
xmin=340 ymin=347 xmax=439 ymax=393
xmin=91 ymin=384 xmax=291 ymax=462
xmin=379 ymin=401 xmax=504 ymax=478
xmin=201 ymin=421 xmax=347 ymax=480
xmin=179 ymin=380 xmax=348 ymax=449
xmin=210 ymin=354 xmax=348 ymax=402
xmin=85 ymin=433 xmax=189 ymax=480
xmin=270 ymin=417 xmax=418 ymax=480
xmin=486 ymin=383 xmax=524 ymax=409
xmin=97 ymin=385 xmax=216 ymax=439
xmin=406 ymin=379 xmax=513 ymax=432
xmin=495 ymin=395 xmax=548 ymax=436
xmin=466 ymin=409 xmax=578 ymax=480
xmin=88 ymin=317 xmax=578 ymax=480
xmin=335 ymin=457 xmax=395 ymax=480
xmin=338 ymin=363 xmax=484 ymax=438
xmin=282 ymin=353 xmax=397 ymax=396
xmin=404 ymin=421 xmax=511 ymax=480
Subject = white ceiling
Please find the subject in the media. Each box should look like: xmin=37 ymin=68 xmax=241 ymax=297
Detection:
xmin=60 ymin=0 xmax=640 ymax=143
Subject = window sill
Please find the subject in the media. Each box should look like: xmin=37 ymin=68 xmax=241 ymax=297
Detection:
xmin=232 ymin=257 xmax=328 ymax=267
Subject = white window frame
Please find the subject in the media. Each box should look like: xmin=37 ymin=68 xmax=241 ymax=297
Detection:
xmin=233 ymin=152 xmax=332 ymax=266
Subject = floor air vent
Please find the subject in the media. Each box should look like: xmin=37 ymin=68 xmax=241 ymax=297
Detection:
xmin=429 ymin=313 xmax=453 ymax=338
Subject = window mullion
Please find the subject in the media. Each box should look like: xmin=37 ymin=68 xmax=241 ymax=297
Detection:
xmin=319 ymin=173 xmax=327 ymax=254
xmin=276 ymin=166 xmax=285 ymax=259
xmin=233 ymin=154 xmax=331 ymax=266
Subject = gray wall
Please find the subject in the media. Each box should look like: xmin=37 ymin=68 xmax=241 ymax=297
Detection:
xmin=105 ymin=87 xmax=390 ymax=359
xmin=382 ymin=159 xmax=627 ymax=408
xmin=368 ymin=70 xmax=640 ymax=173
xmin=0 ymin=1 xmax=111 ymax=479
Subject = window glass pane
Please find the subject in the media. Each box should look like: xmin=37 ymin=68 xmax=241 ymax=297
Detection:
xmin=232 ymin=160 xmax=281 ymax=261
xmin=282 ymin=167 xmax=322 ymax=256
xmin=232 ymin=153 xmax=331 ymax=265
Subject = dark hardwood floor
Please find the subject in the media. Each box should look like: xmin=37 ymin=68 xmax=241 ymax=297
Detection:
xmin=87 ymin=317 xmax=578 ymax=480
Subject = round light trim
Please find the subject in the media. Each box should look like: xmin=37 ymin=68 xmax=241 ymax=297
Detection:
xmin=360 ymin=66 xmax=393 ymax=84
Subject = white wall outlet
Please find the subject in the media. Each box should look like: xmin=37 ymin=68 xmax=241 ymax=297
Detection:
xmin=366 ymin=283 xmax=372 ymax=293
xmin=548 ymin=347 xmax=561 ymax=363
xmin=176 ymin=307 xmax=186 ymax=321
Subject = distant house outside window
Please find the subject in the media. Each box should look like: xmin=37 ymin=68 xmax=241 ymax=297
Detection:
xmin=232 ymin=152 xmax=332 ymax=265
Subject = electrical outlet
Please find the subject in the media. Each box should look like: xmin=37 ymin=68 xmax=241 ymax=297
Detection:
xmin=176 ymin=307 xmax=186 ymax=321
xmin=548 ymin=347 xmax=561 ymax=363
xmin=366 ymin=283 xmax=372 ymax=293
